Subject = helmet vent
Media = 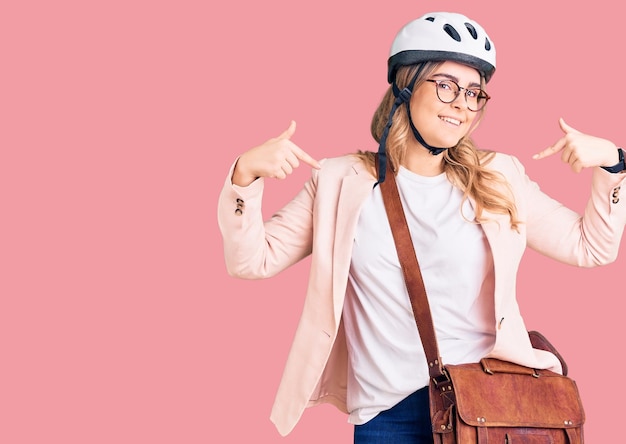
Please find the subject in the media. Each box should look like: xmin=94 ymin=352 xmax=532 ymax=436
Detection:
xmin=464 ymin=23 xmax=478 ymax=39
xmin=443 ymin=24 xmax=461 ymax=42
xmin=425 ymin=16 xmax=435 ymax=22
xmin=485 ymin=38 xmax=492 ymax=51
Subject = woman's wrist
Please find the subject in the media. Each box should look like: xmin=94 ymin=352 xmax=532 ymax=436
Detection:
xmin=601 ymin=148 xmax=626 ymax=173
xmin=231 ymin=157 xmax=258 ymax=187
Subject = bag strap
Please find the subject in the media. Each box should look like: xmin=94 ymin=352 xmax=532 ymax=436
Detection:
xmin=377 ymin=157 xmax=446 ymax=380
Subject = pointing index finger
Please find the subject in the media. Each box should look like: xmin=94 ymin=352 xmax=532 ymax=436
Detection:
xmin=293 ymin=144 xmax=321 ymax=169
xmin=533 ymin=137 xmax=566 ymax=160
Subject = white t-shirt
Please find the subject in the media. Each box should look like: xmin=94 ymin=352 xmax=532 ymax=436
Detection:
xmin=343 ymin=166 xmax=496 ymax=425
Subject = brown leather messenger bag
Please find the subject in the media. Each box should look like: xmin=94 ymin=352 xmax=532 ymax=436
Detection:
xmin=378 ymin=158 xmax=585 ymax=443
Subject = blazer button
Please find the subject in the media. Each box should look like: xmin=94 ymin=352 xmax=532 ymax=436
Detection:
xmin=235 ymin=208 xmax=243 ymax=215
xmin=236 ymin=197 xmax=245 ymax=211
xmin=612 ymin=198 xmax=620 ymax=204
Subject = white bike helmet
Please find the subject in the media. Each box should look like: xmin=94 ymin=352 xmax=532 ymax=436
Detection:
xmin=387 ymin=12 xmax=496 ymax=83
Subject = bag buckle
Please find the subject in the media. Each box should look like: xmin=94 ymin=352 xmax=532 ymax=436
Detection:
xmin=431 ymin=368 xmax=452 ymax=390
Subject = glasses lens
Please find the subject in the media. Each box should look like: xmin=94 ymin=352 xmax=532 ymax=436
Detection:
xmin=435 ymin=80 xmax=459 ymax=103
xmin=466 ymin=89 xmax=489 ymax=111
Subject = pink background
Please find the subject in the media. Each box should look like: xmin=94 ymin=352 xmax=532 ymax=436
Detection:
xmin=2 ymin=0 xmax=624 ymax=442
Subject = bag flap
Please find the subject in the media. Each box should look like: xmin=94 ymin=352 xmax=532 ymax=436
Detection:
xmin=446 ymin=362 xmax=585 ymax=428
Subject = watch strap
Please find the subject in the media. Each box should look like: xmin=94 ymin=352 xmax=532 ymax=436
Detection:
xmin=601 ymin=148 xmax=625 ymax=173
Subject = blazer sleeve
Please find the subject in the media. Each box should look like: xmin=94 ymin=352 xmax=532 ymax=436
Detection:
xmin=511 ymin=156 xmax=626 ymax=266
xmin=217 ymin=160 xmax=318 ymax=279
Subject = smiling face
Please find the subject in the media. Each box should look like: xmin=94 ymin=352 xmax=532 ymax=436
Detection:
xmin=408 ymin=61 xmax=483 ymax=150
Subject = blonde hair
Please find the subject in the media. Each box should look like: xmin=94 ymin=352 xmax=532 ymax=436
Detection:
xmin=357 ymin=62 xmax=520 ymax=230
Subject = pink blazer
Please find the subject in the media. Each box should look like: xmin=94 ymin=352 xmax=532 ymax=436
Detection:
xmin=218 ymin=153 xmax=626 ymax=436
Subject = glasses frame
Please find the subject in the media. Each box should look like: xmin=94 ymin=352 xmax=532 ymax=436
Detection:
xmin=425 ymin=79 xmax=491 ymax=112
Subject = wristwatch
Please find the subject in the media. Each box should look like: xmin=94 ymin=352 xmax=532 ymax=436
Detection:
xmin=601 ymin=148 xmax=626 ymax=173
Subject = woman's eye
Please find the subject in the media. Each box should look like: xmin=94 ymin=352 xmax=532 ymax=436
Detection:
xmin=438 ymin=81 xmax=453 ymax=91
xmin=466 ymin=89 xmax=479 ymax=98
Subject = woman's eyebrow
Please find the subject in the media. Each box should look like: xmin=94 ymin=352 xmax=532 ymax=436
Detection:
xmin=431 ymin=72 xmax=481 ymax=88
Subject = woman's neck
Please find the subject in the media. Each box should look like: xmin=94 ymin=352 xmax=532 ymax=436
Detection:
xmin=402 ymin=142 xmax=445 ymax=176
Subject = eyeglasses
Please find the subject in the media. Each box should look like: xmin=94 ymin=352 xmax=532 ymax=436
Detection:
xmin=425 ymin=79 xmax=491 ymax=112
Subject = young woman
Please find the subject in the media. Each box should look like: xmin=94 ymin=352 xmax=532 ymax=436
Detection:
xmin=218 ymin=11 xmax=626 ymax=443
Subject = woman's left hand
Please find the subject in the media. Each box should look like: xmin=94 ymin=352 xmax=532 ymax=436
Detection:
xmin=533 ymin=118 xmax=619 ymax=173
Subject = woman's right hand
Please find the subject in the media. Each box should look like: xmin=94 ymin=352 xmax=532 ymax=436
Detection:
xmin=532 ymin=118 xmax=619 ymax=173
xmin=231 ymin=121 xmax=321 ymax=187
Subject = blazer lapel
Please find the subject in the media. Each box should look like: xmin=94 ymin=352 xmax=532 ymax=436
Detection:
xmin=470 ymin=198 xmax=524 ymax=316
xmin=331 ymin=163 xmax=376 ymax=325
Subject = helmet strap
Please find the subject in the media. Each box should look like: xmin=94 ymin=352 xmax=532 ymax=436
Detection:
xmin=376 ymin=64 xmax=452 ymax=185
xmin=406 ymin=104 xmax=449 ymax=156
xmin=375 ymin=86 xmax=411 ymax=185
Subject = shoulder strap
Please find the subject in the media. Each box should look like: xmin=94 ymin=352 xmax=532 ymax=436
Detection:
xmin=377 ymin=157 xmax=446 ymax=379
